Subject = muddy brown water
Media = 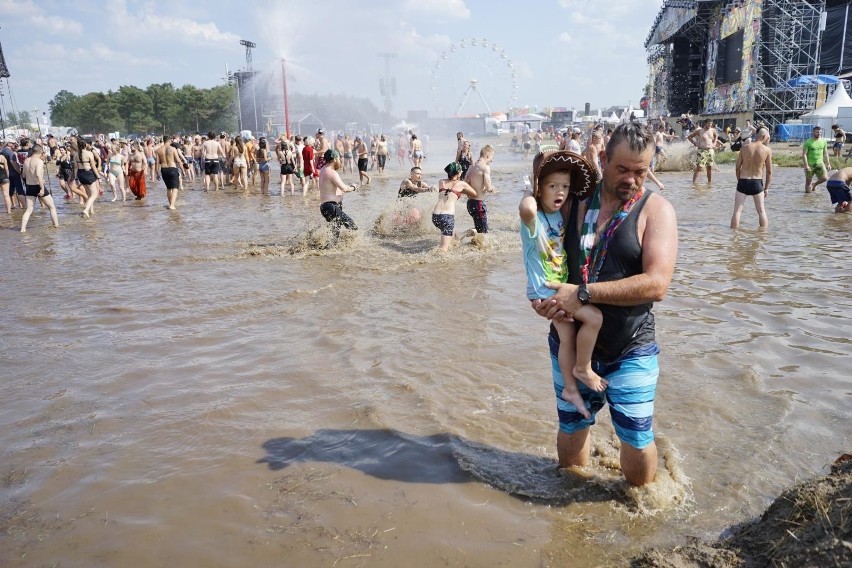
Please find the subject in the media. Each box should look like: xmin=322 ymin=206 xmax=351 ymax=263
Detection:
xmin=1 ymin=143 xmax=849 ymax=567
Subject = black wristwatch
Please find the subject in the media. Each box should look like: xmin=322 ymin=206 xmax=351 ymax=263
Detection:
xmin=578 ymin=283 xmax=591 ymax=305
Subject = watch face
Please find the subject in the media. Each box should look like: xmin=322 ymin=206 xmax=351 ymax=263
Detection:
xmin=578 ymin=286 xmax=590 ymax=303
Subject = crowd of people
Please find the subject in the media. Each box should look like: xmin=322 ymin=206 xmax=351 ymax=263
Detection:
xmin=5 ymin=112 xmax=848 ymax=489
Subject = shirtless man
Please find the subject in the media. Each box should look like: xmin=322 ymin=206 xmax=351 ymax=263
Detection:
xmin=127 ymin=142 xmax=148 ymax=200
xmin=354 ymin=136 xmax=371 ymax=185
xmin=342 ymin=134 xmax=354 ymax=173
xmin=318 ymin=149 xmax=358 ymax=245
xmin=464 ymin=144 xmax=495 ymax=234
xmin=582 ymin=131 xmax=605 ymax=180
xmin=731 ymin=127 xmax=772 ymax=229
xmin=20 ymin=145 xmax=59 ymax=232
xmin=687 ymin=119 xmax=718 ymax=184
xmin=201 ymin=132 xmax=224 ymax=191
xmin=315 ymin=129 xmax=330 ymax=172
xmin=218 ymin=133 xmax=230 ymax=187
xmin=826 ymin=167 xmax=852 ymax=213
xmin=192 ymin=135 xmax=203 ymax=176
xmin=376 ymin=135 xmax=389 ymax=173
xmin=144 ymin=138 xmax=156 ymax=182
xmin=397 ymin=132 xmax=408 ymax=166
xmin=154 ymin=136 xmax=184 ymax=210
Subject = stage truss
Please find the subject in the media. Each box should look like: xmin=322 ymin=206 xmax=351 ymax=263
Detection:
xmin=646 ymin=0 xmax=829 ymax=129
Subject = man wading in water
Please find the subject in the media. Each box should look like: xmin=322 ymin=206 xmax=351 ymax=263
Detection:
xmin=534 ymin=122 xmax=678 ymax=486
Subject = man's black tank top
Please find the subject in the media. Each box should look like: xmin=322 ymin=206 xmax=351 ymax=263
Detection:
xmin=562 ymin=187 xmax=656 ymax=363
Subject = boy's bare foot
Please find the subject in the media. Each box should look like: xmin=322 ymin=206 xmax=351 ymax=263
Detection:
xmin=573 ymin=367 xmax=608 ymax=392
xmin=560 ymin=388 xmax=590 ymax=419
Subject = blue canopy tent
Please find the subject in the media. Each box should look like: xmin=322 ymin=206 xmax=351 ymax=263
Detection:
xmin=784 ymin=74 xmax=841 ymax=88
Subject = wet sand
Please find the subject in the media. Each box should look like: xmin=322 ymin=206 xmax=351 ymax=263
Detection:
xmin=1 ymin=141 xmax=850 ymax=567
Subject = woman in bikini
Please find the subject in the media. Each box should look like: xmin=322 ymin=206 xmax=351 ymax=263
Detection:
xmin=107 ymin=142 xmax=128 ymax=202
xmin=410 ymin=134 xmax=425 ymax=169
xmin=77 ymin=138 xmax=104 ymax=218
xmin=276 ymin=139 xmax=296 ymax=195
xmin=431 ymin=162 xmax=477 ymax=252
xmin=230 ymin=136 xmax=249 ymax=190
xmin=256 ymin=138 xmax=270 ymax=194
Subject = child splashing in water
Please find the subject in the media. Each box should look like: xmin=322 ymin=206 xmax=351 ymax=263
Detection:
xmin=519 ymin=151 xmax=607 ymax=418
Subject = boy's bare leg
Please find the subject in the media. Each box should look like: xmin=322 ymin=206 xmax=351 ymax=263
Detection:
xmin=572 ymin=305 xmax=607 ymax=392
xmin=730 ymin=191 xmax=747 ymax=229
xmin=553 ymin=319 xmax=590 ymax=419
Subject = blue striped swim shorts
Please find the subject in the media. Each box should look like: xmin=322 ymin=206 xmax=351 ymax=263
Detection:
xmin=549 ymin=335 xmax=659 ymax=449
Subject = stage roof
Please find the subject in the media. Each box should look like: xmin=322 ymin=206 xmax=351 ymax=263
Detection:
xmin=645 ymin=0 xmax=722 ymax=48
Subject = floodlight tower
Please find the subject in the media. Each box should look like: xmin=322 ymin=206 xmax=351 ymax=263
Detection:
xmin=240 ymin=39 xmax=259 ymax=134
xmin=378 ymin=52 xmax=397 ymax=115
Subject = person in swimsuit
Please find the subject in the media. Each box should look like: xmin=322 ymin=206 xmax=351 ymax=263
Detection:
xmin=534 ymin=122 xmax=678 ymax=487
xmin=256 ymin=138 xmax=271 ymax=194
xmin=77 ymin=138 xmax=104 ymax=218
xmin=230 ymin=136 xmax=249 ymax=190
xmin=154 ymin=136 xmax=183 ymax=210
xmin=831 ymin=124 xmax=846 ymax=158
xmin=54 ymin=146 xmax=75 ymax=201
xmin=687 ymin=119 xmax=719 ymax=184
xmin=457 ymin=140 xmax=473 ymax=181
xmin=354 ymin=136 xmax=371 ymax=186
xmin=127 ymin=142 xmax=148 ymax=200
xmin=376 ymin=135 xmax=389 ymax=173
xmin=0 ymin=149 xmax=11 ymax=214
xmin=277 ymin=139 xmax=297 ymax=195
xmin=318 ymin=149 xmax=358 ymax=246
xmin=826 ymin=167 xmax=852 ymax=213
xmin=520 ymin=151 xmax=605 ymax=418
xmin=342 ymin=134 xmax=354 ymax=174
xmin=431 ymin=162 xmax=477 ymax=252
xmin=202 ymin=131 xmax=223 ymax=191
xmin=20 ymin=145 xmax=59 ymax=232
xmin=409 ymin=134 xmax=425 ymax=168
xmin=732 ymin=128 xmax=772 ymax=229
xmin=107 ymin=142 xmax=128 ymax=202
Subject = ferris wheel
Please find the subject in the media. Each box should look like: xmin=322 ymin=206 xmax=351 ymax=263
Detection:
xmin=430 ymin=38 xmax=519 ymax=117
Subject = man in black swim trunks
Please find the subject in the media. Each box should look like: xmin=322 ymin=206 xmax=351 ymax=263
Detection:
xmin=731 ymin=128 xmax=772 ymax=229
xmin=154 ymin=136 xmax=184 ymax=210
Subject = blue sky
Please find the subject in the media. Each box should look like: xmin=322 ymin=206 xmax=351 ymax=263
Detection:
xmin=0 ymin=0 xmax=663 ymax=124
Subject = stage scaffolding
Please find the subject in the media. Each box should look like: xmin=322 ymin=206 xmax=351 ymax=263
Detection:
xmin=754 ymin=0 xmax=827 ymax=128
xmin=646 ymin=0 xmax=829 ymax=129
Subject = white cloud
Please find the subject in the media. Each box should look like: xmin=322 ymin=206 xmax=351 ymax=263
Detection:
xmin=558 ymin=32 xmax=573 ymax=45
xmin=402 ymin=0 xmax=471 ymax=19
xmin=105 ymin=1 xmax=239 ymax=47
xmin=0 ymin=0 xmax=82 ymax=36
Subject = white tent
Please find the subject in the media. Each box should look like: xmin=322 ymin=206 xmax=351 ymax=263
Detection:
xmin=620 ymin=105 xmax=635 ymax=123
xmin=800 ymin=85 xmax=852 ymax=130
xmin=606 ymin=111 xmax=620 ymax=123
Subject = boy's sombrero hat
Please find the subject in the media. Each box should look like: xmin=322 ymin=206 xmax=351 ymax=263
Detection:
xmin=532 ymin=150 xmax=597 ymax=200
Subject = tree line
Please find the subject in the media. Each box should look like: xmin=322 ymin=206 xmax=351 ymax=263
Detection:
xmin=48 ymin=83 xmax=238 ymax=136
xmin=45 ymin=82 xmax=397 ymax=138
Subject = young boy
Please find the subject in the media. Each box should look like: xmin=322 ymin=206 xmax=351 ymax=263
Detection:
xmin=519 ymin=151 xmax=606 ymax=418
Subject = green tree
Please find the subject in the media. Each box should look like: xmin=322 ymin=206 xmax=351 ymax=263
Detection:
xmin=18 ymin=111 xmax=32 ymax=129
xmin=146 ymin=83 xmax=180 ymax=135
xmin=116 ymin=85 xmax=153 ymax=133
xmin=4 ymin=110 xmax=19 ymax=127
xmin=48 ymin=89 xmax=80 ymax=126
xmin=205 ymin=84 xmax=238 ymax=133
xmin=177 ymin=85 xmax=212 ymax=133
xmin=75 ymin=92 xmax=122 ymax=133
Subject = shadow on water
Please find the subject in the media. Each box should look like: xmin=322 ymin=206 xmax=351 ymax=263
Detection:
xmin=258 ymin=428 xmax=622 ymax=505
